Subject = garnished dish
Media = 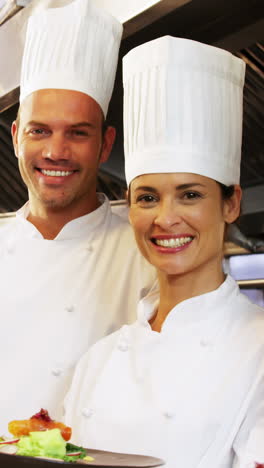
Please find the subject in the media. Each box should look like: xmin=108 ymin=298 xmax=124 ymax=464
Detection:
xmin=0 ymin=409 xmax=93 ymax=463
xmin=0 ymin=409 xmax=164 ymax=467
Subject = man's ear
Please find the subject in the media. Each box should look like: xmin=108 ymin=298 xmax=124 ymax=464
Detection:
xmin=223 ymin=184 xmax=242 ymax=224
xmin=11 ymin=120 xmax=19 ymax=159
xmin=99 ymin=126 xmax=116 ymax=165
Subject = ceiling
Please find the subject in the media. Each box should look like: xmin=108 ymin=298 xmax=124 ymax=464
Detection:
xmin=0 ymin=0 xmax=263 ymax=229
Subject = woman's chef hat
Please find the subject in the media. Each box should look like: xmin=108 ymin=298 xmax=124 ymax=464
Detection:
xmin=123 ymin=36 xmax=246 ymax=186
xmin=20 ymin=0 xmax=123 ymax=117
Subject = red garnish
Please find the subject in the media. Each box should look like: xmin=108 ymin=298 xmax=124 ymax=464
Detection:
xmin=0 ymin=439 xmax=20 ymax=445
xmin=30 ymin=409 xmax=53 ymax=422
xmin=67 ymin=452 xmax=82 ymax=456
xmin=9 ymin=409 xmax=71 ymax=441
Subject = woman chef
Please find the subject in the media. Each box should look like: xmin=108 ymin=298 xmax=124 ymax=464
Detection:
xmin=64 ymin=37 xmax=264 ymax=468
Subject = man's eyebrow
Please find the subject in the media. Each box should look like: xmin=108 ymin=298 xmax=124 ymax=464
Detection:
xmin=25 ymin=121 xmax=96 ymax=128
xmin=26 ymin=121 xmax=49 ymax=127
xmin=71 ymin=122 xmax=95 ymax=128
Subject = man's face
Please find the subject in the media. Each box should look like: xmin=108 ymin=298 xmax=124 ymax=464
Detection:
xmin=12 ymin=89 xmax=115 ymax=216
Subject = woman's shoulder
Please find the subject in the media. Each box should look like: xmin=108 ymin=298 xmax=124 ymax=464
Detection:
xmin=235 ymin=287 xmax=264 ymax=316
xmin=76 ymin=324 xmax=136 ymax=373
xmin=231 ymin=286 xmax=264 ymax=346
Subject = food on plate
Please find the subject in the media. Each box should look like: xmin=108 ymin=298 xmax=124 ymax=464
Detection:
xmin=8 ymin=408 xmax=71 ymax=441
xmin=0 ymin=409 xmax=93 ymax=463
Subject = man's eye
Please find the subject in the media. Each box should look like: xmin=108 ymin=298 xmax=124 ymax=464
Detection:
xmin=71 ymin=129 xmax=89 ymax=137
xmin=30 ymin=128 xmax=48 ymax=135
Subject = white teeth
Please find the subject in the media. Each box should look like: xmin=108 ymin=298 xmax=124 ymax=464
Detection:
xmin=40 ymin=169 xmax=73 ymax=177
xmin=155 ymin=237 xmax=193 ymax=248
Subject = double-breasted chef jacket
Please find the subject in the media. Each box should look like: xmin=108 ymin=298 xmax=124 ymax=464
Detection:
xmin=0 ymin=194 xmax=156 ymax=435
xmin=65 ymin=275 xmax=264 ymax=468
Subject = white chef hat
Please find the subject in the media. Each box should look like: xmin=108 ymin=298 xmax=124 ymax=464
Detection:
xmin=20 ymin=0 xmax=123 ymax=117
xmin=123 ymin=36 xmax=246 ymax=186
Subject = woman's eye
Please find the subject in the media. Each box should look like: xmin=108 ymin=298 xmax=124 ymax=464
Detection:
xmin=182 ymin=191 xmax=202 ymax=200
xmin=136 ymin=194 xmax=157 ymax=204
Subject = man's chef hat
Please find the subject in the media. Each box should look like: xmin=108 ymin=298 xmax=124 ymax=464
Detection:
xmin=123 ymin=36 xmax=246 ymax=186
xmin=20 ymin=0 xmax=123 ymax=117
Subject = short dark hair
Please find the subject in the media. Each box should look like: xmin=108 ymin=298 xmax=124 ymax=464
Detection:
xmin=218 ymin=183 xmax=235 ymax=200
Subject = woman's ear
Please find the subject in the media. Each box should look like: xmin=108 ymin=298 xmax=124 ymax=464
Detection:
xmin=223 ymin=184 xmax=242 ymax=224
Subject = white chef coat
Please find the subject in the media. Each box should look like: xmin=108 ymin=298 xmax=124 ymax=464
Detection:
xmin=64 ymin=275 xmax=264 ymax=468
xmin=0 ymin=194 xmax=156 ymax=435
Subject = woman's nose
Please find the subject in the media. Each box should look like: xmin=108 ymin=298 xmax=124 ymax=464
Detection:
xmin=153 ymin=202 xmax=182 ymax=228
xmin=42 ymin=134 xmax=71 ymax=160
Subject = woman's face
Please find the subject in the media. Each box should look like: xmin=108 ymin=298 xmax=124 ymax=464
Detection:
xmin=129 ymin=173 xmax=241 ymax=277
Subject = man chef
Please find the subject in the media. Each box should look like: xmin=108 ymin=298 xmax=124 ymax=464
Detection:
xmin=0 ymin=0 xmax=155 ymax=434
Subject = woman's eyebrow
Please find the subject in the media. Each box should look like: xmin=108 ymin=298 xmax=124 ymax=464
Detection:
xmin=176 ymin=183 xmax=206 ymax=190
xmin=134 ymin=186 xmax=157 ymax=193
xmin=134 ymin=183 xmax=206 ymax=192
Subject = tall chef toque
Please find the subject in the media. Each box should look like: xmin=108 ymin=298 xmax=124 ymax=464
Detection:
xmin=123 ymin=36 xmax=246 ymax=186
xmin=19 ymin=0 xmax=123 ymax=118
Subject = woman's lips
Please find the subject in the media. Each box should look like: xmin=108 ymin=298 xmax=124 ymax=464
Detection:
xmin=151 ymin=235 xmax=194 ymax=252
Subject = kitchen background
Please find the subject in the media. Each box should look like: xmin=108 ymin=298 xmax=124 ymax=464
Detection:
xmin=0 ymin=0 xmax=263 ymax=305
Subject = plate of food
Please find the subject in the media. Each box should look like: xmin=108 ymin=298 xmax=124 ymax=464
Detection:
xmin=0 ymin=409 xmax=164 ymax=467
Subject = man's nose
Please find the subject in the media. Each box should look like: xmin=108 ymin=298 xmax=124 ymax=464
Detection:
xmin=153 ymin=201 xmax=182 ymax=228
xmin=42 ymin=134 xmax=71 ymax=160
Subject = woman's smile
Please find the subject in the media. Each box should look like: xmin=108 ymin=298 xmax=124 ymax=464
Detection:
xmin=150 ymin=234 xmax=194 ymax=252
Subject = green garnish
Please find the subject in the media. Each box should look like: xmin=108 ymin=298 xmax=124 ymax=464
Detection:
xmin=17 ymin=429 xmax=66 ymax=459
xmin=64 ymin=442 xmax=88 ymax=462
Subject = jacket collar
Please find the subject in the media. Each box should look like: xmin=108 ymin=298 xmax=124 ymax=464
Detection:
xmin=137 ymin=275 xmax=239 ymax=331
xmin=15 ymin=193 xmax=110 ymax=240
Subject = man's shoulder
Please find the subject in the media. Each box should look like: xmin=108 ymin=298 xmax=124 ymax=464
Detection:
xmin=0 ymin=216 xmax=17 ymax=239
xmin=108 ymin=202 xmax=133 ymax=235
xmin=109 ymin=201 xmax=130 ymax=226
xmin=110 ymin=201 xmax=129 ymax=221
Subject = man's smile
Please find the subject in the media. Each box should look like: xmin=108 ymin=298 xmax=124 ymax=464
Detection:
xmin=39 ymin=169 xmax=75 ymax=177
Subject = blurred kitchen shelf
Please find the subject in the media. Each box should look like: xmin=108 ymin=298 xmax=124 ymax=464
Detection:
xmin=0 ymin=0 xmax=23 ymax=25
xmin=224 ymin=241 xmax=251 ymax=256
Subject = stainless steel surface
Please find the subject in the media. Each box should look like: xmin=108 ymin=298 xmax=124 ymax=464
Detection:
xmin=122 ymin=0 xmax=191 ymax=38
xmin=237 ymin=279 xmax=264 ymax=289
xmin=0 ymin=0 xmax=22 ymax=25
